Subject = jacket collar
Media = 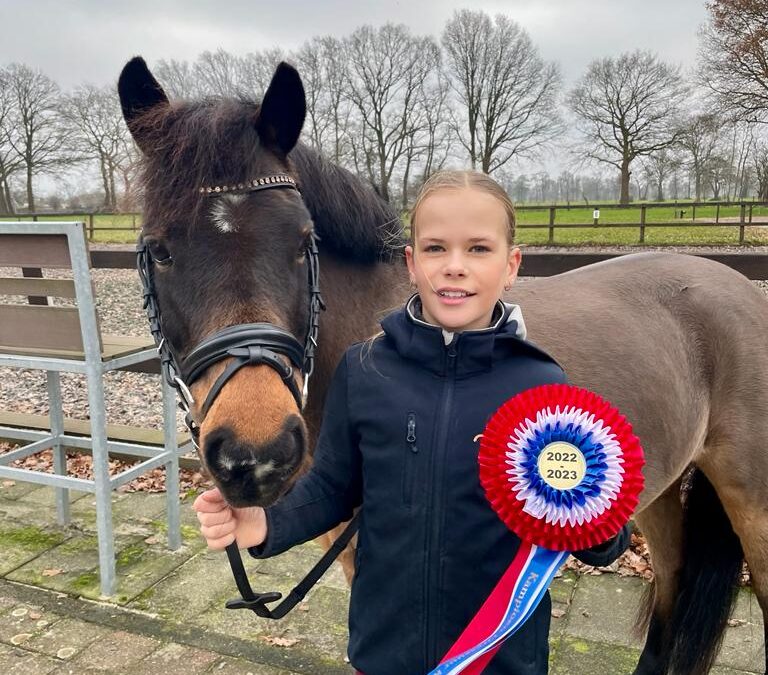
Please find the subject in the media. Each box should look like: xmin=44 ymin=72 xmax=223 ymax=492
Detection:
xmin=380 ymin=294 xmax=528 ymax=376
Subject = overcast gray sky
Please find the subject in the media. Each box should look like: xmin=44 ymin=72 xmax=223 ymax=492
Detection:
xmin=3 ymin=0 xmax=708 ymax=91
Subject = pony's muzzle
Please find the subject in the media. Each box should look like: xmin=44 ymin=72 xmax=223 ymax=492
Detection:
xmin=202 ymin=415 xmax=308 ymax=507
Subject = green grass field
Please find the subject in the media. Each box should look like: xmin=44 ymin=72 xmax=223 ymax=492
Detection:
xmin=4 ymin=205 xmax=768 ymax=246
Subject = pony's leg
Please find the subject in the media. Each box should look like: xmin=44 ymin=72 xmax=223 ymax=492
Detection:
xmin=632 ymin=477 xmax=685 ymax=675
xmin=701 ymin=466 xmax=768 ymax=673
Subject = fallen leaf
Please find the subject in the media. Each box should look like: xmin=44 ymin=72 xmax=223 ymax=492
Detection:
xmin=2 ymin=480 xmax=16 ymax=487
xmin=144 ymin=536 xmax=159 ymax=545
xmin=28 ymin=612 xmax=42 ymax=620
xmin=551 ymin=608 xmax=566 ymax=618
xmin=727 ymin=618 xmax=747 ymax=627
xmin=41 ymin=568 xmax=62 ymax=577
xmin=261 ymin=636 xmax=299 ymax=647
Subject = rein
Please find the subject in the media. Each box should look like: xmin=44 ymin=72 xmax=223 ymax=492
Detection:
xmin=136 ymin=174 xmax=358 ymax=619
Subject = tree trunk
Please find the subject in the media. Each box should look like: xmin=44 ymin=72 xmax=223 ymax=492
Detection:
xmin=619 ymin=157 xmax=631 ymax=205
xmin=99 ymin=155 xmax=110 ymax=209
xmin=656 ymin=181 xmax=664 ymax=202
xmin=26 ymin=165 xmax=35 ymax=212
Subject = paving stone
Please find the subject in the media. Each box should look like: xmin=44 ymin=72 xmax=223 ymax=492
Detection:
xmin=564 ymin=573 xmax=646 ymax=649
xmin=129 ymin=641 xmax=219 ymax=674
xmin=0 ymin=523 xmax=69 ymax=576
xmin=17 ymin=486 xmax=89 ymax=510
xmin=0 ymin=603 xmax=57 ymax=645
xmin=715 ymin=588 xmax=765 ymax=673
xmin=127 ymin=547 xmax=242 ymax=620
xmin=67 ymin=629 xmax=161 ymax=671
xmin=24 ymin=616 xmax=110 ymax=659
xmin=0 ymin=481 xmax=47 ymax=501
xmin=193 ymin=578 xmax=350 ymax=664
xmin=5 ymin=532 xmax=138 ymax=597
xmin=0 ymin=643 xmax=59 ymax=674
xmin=207 ymin=656 xmax=303 ymax=674
xmin=550 ymin=636 xmax=642 ymax=675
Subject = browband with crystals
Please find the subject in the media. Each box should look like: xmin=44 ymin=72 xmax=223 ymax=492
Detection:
xmin=199 ymin=173 xmax=297 ymax=196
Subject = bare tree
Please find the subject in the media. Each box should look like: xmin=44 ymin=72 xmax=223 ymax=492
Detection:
xmin=678 ymin=113 xmax=722 ymax=200
xmin=3 ymin=63 xmax=68 ymax=212
xmin=153 ymin=58 xmax=198 ymax=98
xmin=698 ymin=0 xmax=768 ymax=123
xmin=0 ymin=66 xmax=23 ymax=213
xmin=568 ymin=50 xmax=687 ymax=204
xmin=194 ymin=49 xmax=241 ymax=97
xmin=61 ymin=85 xmax=131 ymax=210
xmin=292 ymin=37 xmax=355 ymax=166
xmin=753 ymin=139 xmax=768 ymax=200
xmin=442 ymin=10 xmax=562 ymax=174
xmin=642 ymin=148 xmax=682 ymax=201
xmin=343 ymin=24 xmax=438 ymax=202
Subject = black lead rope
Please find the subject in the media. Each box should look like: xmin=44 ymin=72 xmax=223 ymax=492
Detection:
xmin=224 ymin=512 xmax=360 ymax=619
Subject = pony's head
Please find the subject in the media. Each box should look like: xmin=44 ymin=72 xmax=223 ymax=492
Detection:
xmin=119 ymin=57 xmax=314 ymax=507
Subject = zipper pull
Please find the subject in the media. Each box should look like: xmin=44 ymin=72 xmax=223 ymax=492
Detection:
xmin=406 ymin=413 xmax=418 ymax=452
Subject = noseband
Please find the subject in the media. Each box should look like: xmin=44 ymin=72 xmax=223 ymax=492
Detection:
xmin=137 ymin=174 xmax=325 ymax=448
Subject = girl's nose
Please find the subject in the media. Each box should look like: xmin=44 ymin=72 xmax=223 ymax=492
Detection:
xmin=444 ymin=253 xmax=468 ymax=277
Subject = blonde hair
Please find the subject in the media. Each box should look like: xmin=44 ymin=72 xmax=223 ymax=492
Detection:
xmin=409 ymin=170 xmax=516 ymax=245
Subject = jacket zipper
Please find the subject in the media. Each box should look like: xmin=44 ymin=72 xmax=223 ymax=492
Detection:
xmin=423 ymin=342 xmax=458 ymax=668
xmin=403 ymin=412 xmax=418 ymax=505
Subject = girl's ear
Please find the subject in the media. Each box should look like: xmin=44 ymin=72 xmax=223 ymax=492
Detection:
xmin=506 ymin=247 xmax=522 ymax=287
xmin=405 ymin=244 xmax=416 ymax=282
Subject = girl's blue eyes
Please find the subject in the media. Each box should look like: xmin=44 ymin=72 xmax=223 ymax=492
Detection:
xmin=423 ymin=245 xmax=491 ymax=253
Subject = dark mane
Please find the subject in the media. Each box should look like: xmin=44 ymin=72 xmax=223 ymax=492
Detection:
xmin=289 ymin=144 xmax=405 ymax=263
xmin=133 ymin=97 xmax=404 ymax=264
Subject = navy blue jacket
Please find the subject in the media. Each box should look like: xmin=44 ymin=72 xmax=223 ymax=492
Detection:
xmin=251 ymin=298 xmax=631 ymax=675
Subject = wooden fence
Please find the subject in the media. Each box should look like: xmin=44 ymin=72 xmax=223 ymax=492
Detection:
xmin=1 ymin=200 xmax=767 ymax=244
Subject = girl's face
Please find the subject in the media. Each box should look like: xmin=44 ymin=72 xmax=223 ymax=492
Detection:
xmin=405 ymin=187 xmax=521 ymax=333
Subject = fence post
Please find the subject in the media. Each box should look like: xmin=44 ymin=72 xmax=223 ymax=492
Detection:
xmin=88 ymin=213 xmax=94 ymax=241
xmin=692 ymin=204 xmax=696 ymax=221
xmin=739 ymin=203 xmax=746 ymax=244
xmin=548 ymin=207 xmax=555 ymax=245
xmin=749 ymin=203 xmax=753 ymax=224
xmin=715 ymin=203 xmax=720 ymax=223
xmin=639 ymin=205 xmax=646 ymax=244
xmin=132 ymin=213 xmax=137 ymax=231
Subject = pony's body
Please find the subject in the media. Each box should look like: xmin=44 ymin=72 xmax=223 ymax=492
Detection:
xmin=118 ymin=57 xmax=768 ymax=674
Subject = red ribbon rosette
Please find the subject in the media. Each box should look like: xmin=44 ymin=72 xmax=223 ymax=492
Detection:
xmin=478 ymin=383 xmax=644 ymax=552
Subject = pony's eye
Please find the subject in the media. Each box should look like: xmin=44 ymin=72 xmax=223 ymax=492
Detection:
xmin=149 ymin=241 xmax=173 ymax=267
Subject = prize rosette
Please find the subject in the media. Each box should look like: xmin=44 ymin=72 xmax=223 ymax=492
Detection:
xmin=430 ymin=384 xmax=644 ymax=675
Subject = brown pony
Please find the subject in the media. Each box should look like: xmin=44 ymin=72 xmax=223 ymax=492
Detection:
xmin=118 ymin=58 xmax=768 ymax=674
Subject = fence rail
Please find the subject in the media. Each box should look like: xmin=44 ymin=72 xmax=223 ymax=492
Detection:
xmin=1 ymin=200 xmax=767 ymax=245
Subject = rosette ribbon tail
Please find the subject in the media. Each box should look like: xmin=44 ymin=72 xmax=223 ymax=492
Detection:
xmin=429 ymin=543 xmax=569 ymax=675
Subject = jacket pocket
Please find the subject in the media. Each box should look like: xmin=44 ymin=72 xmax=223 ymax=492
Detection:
xmin=402 ymin=412 xmax=418 ymax=505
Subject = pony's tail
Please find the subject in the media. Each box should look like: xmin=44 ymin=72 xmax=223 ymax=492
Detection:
xmin=665 ymin=468 xmax=743 ymax=674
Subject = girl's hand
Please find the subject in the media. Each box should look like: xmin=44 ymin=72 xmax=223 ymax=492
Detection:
xmin=193 ymin=487 xmax=268 ymax=550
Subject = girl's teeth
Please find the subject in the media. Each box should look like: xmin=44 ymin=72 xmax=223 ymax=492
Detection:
xmin=441 ymin=291 xmax=467 ymax=297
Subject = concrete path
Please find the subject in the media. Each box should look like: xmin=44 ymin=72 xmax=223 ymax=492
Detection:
xmin=0 ymin=481 xmax=763 ymax=674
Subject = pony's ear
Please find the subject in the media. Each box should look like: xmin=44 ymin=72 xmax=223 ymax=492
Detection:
xmin=118 ymin=56 xmax=169 ymax=154
xmin=257 ymin=62 xmax=306 ymax=155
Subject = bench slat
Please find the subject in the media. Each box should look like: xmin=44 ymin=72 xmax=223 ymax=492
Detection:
xmin=0 ymin=234 xmax=73 ymax=267
xmin=0 ymin=305 xmax=83 ymax=351
xmin=0 ymin=277 xmax=77 ymax=298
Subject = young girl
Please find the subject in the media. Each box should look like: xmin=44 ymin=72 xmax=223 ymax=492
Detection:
xmin=194 ymin=171 xmax=630 ymax=674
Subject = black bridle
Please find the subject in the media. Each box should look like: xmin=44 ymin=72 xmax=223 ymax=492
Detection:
xmin=136 ymin=173 xmax=358 ymax=619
